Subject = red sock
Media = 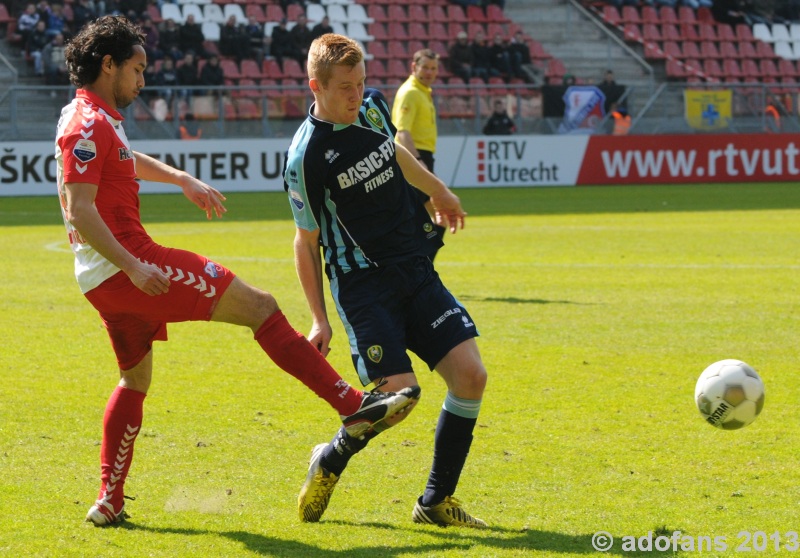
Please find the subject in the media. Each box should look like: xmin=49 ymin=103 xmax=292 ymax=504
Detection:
xmin=96 ymin=386 xmax=145 ymax=512
xmin=254 ymin=311 xmax=363 ymax=416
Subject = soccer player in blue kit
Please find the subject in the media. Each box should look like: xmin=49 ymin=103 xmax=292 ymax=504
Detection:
xmin=284 ymin=33 xmax=489 ymax=528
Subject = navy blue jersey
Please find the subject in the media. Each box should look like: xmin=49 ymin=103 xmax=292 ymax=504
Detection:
xmin=284 ymin=88 xmax=441 ymax=276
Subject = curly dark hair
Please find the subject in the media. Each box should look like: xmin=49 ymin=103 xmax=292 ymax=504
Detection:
xmin=64 ymin=15 xmax=145 ymax=87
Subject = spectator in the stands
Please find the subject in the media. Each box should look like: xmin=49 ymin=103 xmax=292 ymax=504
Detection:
xmin=142 ymin=62 xmax=158 ymax=100
xmin=200 ymin=53 xmax=225 ymax=96
xmin=176 ymin=50 xmax=200 ymax=100
xmin=488 ymin=34 xmax=513 ymax=81
xmin=44 ymin=3 xmax=66 ymax=39
xmin=220 ymin=15 xmax=252 ymax=62
xmin=179 ymin=14 xmax=207 ymax=60
xmin=27 ymin=20 xmax=50 ymax=76
xmin=159 ymin=18 xmax=183 ymax=62
xmin=72 ymin=0 xmax=97 ymax=31
xmin=270 ymin=18 xmax=300 ymax=69
xmin=471 ymin=30 xmax=494 ymax=81
xmin=35 ymin=1 xmax=51 ymax=24
xmin=290 ymin=13 xmax=314 ymax=64
xmin=508 ymin=30 xmax=538 ymax=84
xmin=483 ymin=98 xmax=516 ymax=135
xmin=244 ymin=16 xmax=266 ymax=61
xmin=311 ymin=15 xmax=334 ymax=40
xmin=448 ymin=30 xmax=476 ymax=83
xmin=140 ymin=13 xmax=162 ymax=60
xmin=155 ymin=56 xmax=179 ymax=102
xmin=41 ymin=32 xmax=68 ymax=84
xmin=17 ymin=3 xmax=41 ymax=47
xmin=597 ymin=69 xmax=625 ymax=114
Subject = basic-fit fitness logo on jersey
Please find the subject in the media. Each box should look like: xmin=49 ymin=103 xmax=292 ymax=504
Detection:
xmin=336 ymin=138 xmax=395 ymax=190
xmin=476 ymin=140 xmax=560 ymax=185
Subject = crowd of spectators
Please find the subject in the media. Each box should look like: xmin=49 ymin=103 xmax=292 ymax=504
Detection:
xmin=448 ymin=28 xmax=538 ymax=84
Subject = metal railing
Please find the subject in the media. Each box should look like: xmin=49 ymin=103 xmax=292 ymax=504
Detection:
xmin=0 ymin=81 xmax=797 ymax=141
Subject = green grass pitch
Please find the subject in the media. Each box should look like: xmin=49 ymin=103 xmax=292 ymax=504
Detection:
xmin=1 ymin=183 xmax=799 ymax=557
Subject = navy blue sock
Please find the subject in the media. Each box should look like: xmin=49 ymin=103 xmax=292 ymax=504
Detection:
xmin=319 ymin=426 xmax=375 ymax=476
xmin=421 ymin=409 xmax=477 ymax=507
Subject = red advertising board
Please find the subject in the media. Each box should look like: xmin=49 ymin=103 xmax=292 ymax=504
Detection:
xmin=577 ymin=134 xmax=800 ymax=185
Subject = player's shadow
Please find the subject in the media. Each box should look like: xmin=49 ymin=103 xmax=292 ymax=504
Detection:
xmin=120 ymin=521 xmax=676 ymax=557
xmin=459 ymin=295 xmax=592 ymax=306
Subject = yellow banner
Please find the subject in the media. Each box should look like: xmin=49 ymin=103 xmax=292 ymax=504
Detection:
xmin=684 ymin=89 xmax=732 ymax=130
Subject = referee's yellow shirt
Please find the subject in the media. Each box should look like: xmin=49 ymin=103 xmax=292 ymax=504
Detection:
xmin=391 ymin=75 xmax=437 ymax=153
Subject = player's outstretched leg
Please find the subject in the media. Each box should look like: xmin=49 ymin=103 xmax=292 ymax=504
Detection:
xmin=340 ymin=385 xmax=421 ymax=439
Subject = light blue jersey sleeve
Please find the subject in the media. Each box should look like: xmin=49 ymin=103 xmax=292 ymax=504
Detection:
xmin=284 ymin=121 xmax=319 ymax=232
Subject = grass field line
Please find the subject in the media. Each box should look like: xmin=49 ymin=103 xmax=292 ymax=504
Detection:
xmin=44 ymin=242 xmax=800 ymax=271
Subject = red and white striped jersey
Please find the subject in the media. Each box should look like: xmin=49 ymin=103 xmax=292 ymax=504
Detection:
xmin=55 ymin=89 xmax=154 ymax=293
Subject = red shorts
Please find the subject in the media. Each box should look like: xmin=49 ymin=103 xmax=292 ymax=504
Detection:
xmin=84 ymin=245 xmax=236 ymax=370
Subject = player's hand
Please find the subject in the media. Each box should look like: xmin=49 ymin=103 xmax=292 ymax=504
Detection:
xmin=308 ymin=321 xmax=333 ymax=357
xmin=127 ymin=260 xmax=170 ymax=296
xmin=182 ymin=177 xmax=227 ymax=220
xmin=430 ymin=189 xmax=467 ymax=233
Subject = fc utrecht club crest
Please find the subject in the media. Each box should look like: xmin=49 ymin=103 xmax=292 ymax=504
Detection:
xmin=367 ymin=345 xmax=383 ymax=363
xmin=204 ymin=261 xmax=225 ymax=278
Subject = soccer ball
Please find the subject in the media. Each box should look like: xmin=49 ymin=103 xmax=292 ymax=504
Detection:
xmin=694 ymin=359 xmax=765 ymax=430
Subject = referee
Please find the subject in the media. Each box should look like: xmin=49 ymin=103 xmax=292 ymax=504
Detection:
xmin=391 ymin=48 xmax=447 ymax=259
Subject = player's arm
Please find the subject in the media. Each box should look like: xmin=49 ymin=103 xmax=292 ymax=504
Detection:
xmin=64 ymin=182 xmax=170 ymax=296
xmin=132 ymin=151 xmax=227 ymax=220
xmin=394 ymin=142 xmax=467 ymax=233
xmin=395 ymin=130 xmax=420 ymax=159
xmin=293 ymin=226 xmax=333 ymax=356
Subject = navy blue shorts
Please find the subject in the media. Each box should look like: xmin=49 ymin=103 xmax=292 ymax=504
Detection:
xmin=330 ymin=256 xmax=479 ymax=386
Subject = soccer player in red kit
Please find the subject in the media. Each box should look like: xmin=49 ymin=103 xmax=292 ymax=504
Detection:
xmin=56 ymin=16 xmax=420 ymax=526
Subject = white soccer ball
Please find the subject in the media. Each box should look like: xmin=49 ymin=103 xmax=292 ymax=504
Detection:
xmin=694 ymin=359 xmax=765 ymax=430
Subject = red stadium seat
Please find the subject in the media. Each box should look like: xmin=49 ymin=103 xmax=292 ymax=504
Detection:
xmin=738 ymin=41 xmax=757 ymax=58
xmin=429 ymin=5 xmax=447 ymax=23
xmin=368 ymin=41 xmax=389 ymax=59
xmin=703 ymin=59 xmax=724 ymax=79
xmin=735 ymin=24 xmax=754 ymax=42
xmin=466 ymin=5 xmax=487 ymax=23
xmin=659 ymin=6 xmax=677 ymax=24
xmin=677 ymin=6 xmax=696 ymax=24
xmin=446 ymin=4 xmax=468 ymax=24
xmin=220 ymin=59 xmax=242 ymax=81
xmin=682 ymin=41 xmax=700 ymax=59
xmin=661 ymin=24 xmax=680 ymax=41
xmin=700 ymin=41 xmax=721 ymax=59
xmin=719 ymin=41 xmax=738 ymax=59
xmin=666 ymin=59 xmax=687 ymax=79
xmin=367 ymin=5 xmax=388 ymax=22
xmin=387 ymin=5 xmax=409 ymax=23
xmin=601 ymin=5 xmax=621 ymax=27
xmin=717 ymin=24 xmax=736 ymax=42
xmin=723 ymin=58 xmax=743 ymax=80
xmin=640 ymin=5 xmax=658 ymax=24
xmin=621 ymin=5 xmax=640 ymax=24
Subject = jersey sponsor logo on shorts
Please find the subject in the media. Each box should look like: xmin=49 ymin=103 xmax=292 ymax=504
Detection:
xmin=336 ymin=138 xmax=395 ymax=190
xmin=431 ymin=307 xmax=463 ymax=329
xmin=73 ymin=139 xmax=97 ymax=163
xmin=367 ymin=345 xmax=383 ymax=363
xmin=365 ymin=107 xmax=384 ymax=130
xmin=289 ymin=190 xmax=305 ymax=210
